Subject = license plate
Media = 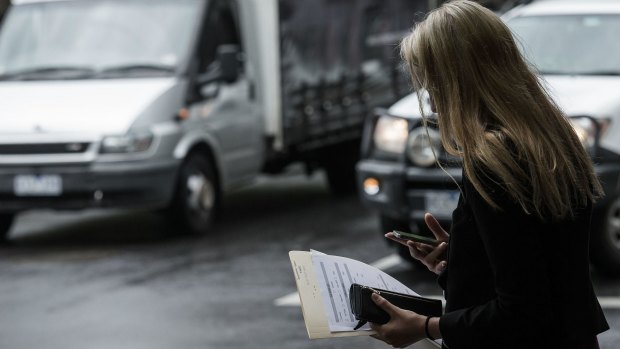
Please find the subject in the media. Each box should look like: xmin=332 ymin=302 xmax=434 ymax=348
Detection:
xmin=425 ymin=191 xmax=459 ymax=218
xmin=14 ymin=174 xmax=63 ymax=196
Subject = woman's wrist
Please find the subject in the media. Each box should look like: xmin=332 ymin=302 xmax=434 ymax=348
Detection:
xmin=426 ymin=316 xmax=442 ymax=340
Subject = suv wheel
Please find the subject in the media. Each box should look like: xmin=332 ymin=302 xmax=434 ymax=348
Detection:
xmin=590 ymin=195 xmax=620 ymax=276
xmin=169 ymin=153 xmax=220 ymax=236
xmin=0 ymin=213 xmax=14 ymax=243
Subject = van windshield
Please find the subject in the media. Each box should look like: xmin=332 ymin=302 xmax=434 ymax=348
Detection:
xmin=508 ymin=14 xmax=620 ymax=76
xmin=0 ymin=0 xmax=202 ymax=80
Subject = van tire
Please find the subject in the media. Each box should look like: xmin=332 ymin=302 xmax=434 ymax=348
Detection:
xmin=169 ymin=153 xmax=220 ymax=236
xmin=325 ymin=162 xmax=356 ymax=196
xmin=0 ymin=213 xmax=14 ymax=243
xmin=590 ymin=195 xmax=620 ymax=276
xmin=323 ymin=141 xmax=360 ymax=196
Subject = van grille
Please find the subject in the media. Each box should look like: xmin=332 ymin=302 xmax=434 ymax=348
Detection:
xmin=0 ymin=143 xmax=91 ymax=155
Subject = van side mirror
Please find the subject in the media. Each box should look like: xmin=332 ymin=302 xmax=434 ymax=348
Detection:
xmin=197 ymin=44 xmax=241 ymax=87
xmin=217 ymin=45 xmax=241 ymax=83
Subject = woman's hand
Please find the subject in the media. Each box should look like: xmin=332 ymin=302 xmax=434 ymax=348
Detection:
xmin=369 ymin=293 xmax=426 ymax=348
xmin=385 ymin=213 xmax=450 ymax=275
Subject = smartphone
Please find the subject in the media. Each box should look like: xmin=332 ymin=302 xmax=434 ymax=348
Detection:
xmin=391 ymin=230 xmax=440 ymax=246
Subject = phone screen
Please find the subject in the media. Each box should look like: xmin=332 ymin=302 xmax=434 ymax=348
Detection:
xmin=392 ymin=230 xmax=440 ymax=246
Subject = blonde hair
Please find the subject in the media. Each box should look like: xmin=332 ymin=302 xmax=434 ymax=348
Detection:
xmin=400 ymin=0 xmax=603 ymax=220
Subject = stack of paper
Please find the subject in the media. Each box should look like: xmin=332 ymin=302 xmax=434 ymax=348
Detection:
xmin=288 ymin=250 xmax=441 ymax=349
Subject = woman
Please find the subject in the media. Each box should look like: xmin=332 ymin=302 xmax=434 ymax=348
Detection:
xmin=369 ymin=1 xmax=609 ymax=348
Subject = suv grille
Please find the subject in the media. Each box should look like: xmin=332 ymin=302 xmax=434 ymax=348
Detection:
xmin=0 ymin=143 xmax=91 ymax=155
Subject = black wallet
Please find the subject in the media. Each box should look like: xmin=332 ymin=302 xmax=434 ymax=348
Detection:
xmin=349 ymin=283 xmax=442 ymax=328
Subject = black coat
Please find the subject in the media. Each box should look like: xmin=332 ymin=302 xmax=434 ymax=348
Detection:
xmin=437 ymin=171 xmax=609 ymax=349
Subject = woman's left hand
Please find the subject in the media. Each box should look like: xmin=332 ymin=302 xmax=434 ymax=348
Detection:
xmin=369 ymin=293 xmax=426 ymax=348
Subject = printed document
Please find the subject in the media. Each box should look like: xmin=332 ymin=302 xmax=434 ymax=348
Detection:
xmin=288 ymin=249 xmax=441 ymax=349
xmin=310 ymin=251 xmax=417 ymax=332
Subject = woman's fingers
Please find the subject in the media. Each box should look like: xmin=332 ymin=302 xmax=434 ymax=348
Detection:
xmin=425 ymin=242 xmax=448 ymax=262
xmin=407 ymin=240 xmax=448 ymax=274
xmin=384 ymin=221 xmax=449 ymax=275
xmin=433 ymin=260 xmax=448 ymax=274
xmin=407 ymin=243 xmax=427 ymax=261
xmin=426 ymin=243 xmax=448 ymax=272
xmin=424 ymin=213 xmax=450 ymax=241
xmin=411 ymin=241 xmax=434 ymax=254
xmin=371 ymin=293 xmax=402 ymax=317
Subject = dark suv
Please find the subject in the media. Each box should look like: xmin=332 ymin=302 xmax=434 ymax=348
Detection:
xmin=357 ymin=0 xmax=620 ymax=275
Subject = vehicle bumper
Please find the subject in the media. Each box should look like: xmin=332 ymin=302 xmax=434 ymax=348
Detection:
xmin=0 ymin=160 xmax=180 ymax=212
xmin=356 ymin=159 xmax=461 ymax=224
xmin=358 ymin=159 xmax=620 ymax=223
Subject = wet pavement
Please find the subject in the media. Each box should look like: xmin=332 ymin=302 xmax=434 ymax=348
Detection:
xmin=0 ymin=170 xmax=618 ymax=349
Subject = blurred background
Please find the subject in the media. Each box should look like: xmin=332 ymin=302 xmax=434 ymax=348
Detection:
xmin=0 ymin=0 xmax=618 ymax=348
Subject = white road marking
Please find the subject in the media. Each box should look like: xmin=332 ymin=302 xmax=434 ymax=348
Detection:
xmin=368 ymin=253 xmax=403 ymax=271
xmin=275 ymin=254 xmax=620 ymax=310
xmin=274 ymin=253 xmax=403 ymax=307
xmin=598 ymin=297 xmax=620 ymax=310
xmin=274 ymin=292 xmax=301 ymax=307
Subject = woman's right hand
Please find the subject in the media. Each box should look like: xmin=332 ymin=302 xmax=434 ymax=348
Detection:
xmin=385 ymin=213 xmax=450 ymax=275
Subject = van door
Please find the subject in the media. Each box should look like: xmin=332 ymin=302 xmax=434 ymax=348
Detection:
xmin=190 ymin=0 xmax=264 ymax=187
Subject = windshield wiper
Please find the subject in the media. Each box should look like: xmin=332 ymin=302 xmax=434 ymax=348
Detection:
xmin=98 ymin=64 xmax=176 ymax=76
xmin=0 ymin=65 xmax=96 ymax=80
xmin=539 ymin=70 xmax=620 ymax=76
xmin=575 ymin=71 xmax=620 ymax=76
xmin=538 ymin=70 xmax=573 ymax=75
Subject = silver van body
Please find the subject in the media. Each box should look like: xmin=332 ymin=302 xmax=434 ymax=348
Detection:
xmin=0 ymin=0 xmax=425 ymax=236
xmin=0 ymin=0 xmax=266 ymax=235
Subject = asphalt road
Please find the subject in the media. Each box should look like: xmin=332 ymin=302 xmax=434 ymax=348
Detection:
xmin=0 ymin=170 xmax=618 ymax=349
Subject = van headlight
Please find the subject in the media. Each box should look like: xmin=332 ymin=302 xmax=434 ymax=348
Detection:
xmin=373 ymin=115 xmax=409 ymax=154
xmin=100 ymin=132 xmax=154 ymax=154
xmin=407 ymin=127 xmax=441 ymax=167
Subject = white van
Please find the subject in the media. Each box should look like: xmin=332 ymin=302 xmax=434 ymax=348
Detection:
xmin=0 ymin=0 xmax=430 ymax=238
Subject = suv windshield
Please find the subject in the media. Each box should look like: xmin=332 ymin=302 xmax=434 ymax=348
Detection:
xmin=0 ymin=0 xmax=202 ymax=80
xmin=508 ymin=14 xmax=620 ymax=76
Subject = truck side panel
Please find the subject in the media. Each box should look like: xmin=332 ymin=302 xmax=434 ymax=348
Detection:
xmin=278 ymin=0 xmax=429 ymax=151
xmin=238 ymin=0 xmax=283 ymax=150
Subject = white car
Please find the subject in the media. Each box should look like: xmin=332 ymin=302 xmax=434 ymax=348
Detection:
xmin=357 ymin=0 xmax=620 ymax=274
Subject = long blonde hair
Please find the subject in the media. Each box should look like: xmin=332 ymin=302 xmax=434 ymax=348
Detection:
xmin=400 ymin=0 xmax=603 ymax=220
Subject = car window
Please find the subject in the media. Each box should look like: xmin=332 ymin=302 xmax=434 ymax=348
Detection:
xmin=199 ymin=1 xmax=242 ymax=73
xmin=508 ymin=14 xmax=620 ymax=75
xmin=0 ymin=0 xmax=202 ymax=78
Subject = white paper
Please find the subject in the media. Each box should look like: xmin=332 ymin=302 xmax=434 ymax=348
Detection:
xmin=311 ymin=253 xmax=418 ymax=332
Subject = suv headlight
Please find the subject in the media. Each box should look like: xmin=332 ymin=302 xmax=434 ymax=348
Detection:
xmin=570 ymin=117 xmax=597 ymax=149
xmin=373 ymin=115 xmax=409 ymax=154
xmin=100 ymin=132 xmax=154 ymax=154
xmin=407 ymin=127 xmax=441 ymax=167
xmin=569 ymin=116 xmax=611 ymax=152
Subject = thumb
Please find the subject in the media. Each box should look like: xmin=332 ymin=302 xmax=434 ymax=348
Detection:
xmin=371 ymin=293 xmax=399 ymax=316
xmin=424 ymin=213 xmax=449 ymax=240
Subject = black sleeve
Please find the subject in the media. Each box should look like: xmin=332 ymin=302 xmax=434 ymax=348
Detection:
xmin=439 ymin=173 xmax=553 ymax=347
xmin=437 ymin=194 xmax=466 ymax=291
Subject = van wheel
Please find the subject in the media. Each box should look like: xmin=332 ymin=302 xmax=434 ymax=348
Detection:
xmin=590 ymin=195 xmax=620 ymax=276
xmin=169 ymin=153 xmax=220 ymax=236
xmin=0 ymin=213 xmax=14 ymax=243
xmin=324 ymin=162 xmax=357 ymax=196
xmin=323 ymin=141 xmax=360 ymax=196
